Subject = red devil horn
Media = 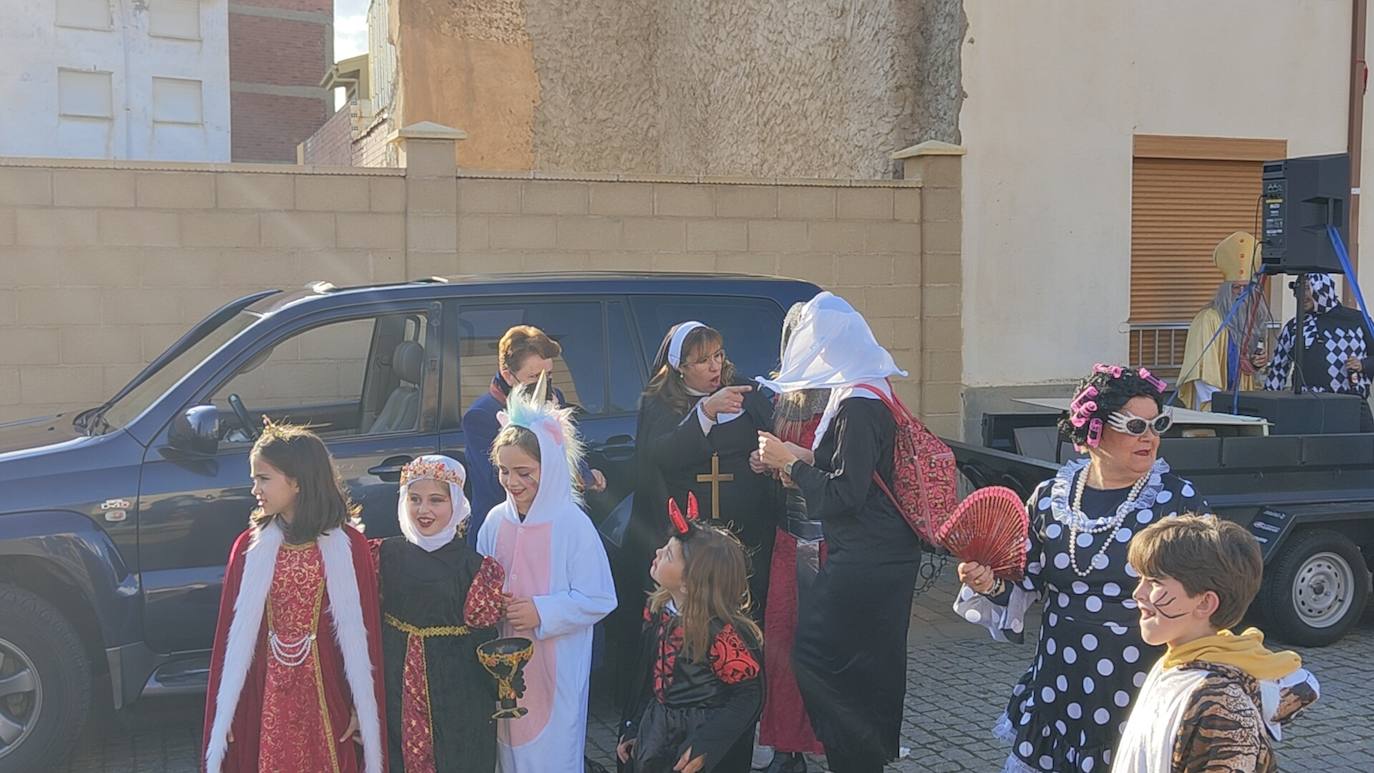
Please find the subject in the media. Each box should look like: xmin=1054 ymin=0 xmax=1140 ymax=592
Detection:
xmin=686 ymin=492 xmax=700 ymax=522
xmin=668 ymin=498 xmax=689 ymax=535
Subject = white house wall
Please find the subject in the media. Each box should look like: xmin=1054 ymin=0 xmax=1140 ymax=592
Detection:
xmin=0 ymin=0 xmax=230 ymax=161
xmin=959 ymin=0 xmax=1352 ymax=390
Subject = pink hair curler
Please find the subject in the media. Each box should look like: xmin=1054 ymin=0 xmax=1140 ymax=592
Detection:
xmin=1138 ymin=368 xmax=1168 ymax=394
xmin=1085 ymin=418 xmax=1104 ymax=447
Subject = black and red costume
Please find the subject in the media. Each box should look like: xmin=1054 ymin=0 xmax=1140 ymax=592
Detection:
xmin=620 ymin=601 xmax=764 ymax=773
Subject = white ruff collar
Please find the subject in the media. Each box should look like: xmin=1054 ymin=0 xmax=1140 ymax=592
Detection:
xmin=203 ymin=520 xmax=383 ymax=773
xmin=1048 ymin=458 xmax=1169 ymax=530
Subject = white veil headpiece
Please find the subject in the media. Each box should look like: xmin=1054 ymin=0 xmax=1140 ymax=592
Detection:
xmin=756 ymin=291 xmax=907 ymax=448
xmin=397 ymin=455 xmax=470 ymax=551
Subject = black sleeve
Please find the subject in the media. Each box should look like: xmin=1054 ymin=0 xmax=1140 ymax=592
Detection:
xmin=618 ymin=609 xmax=657 ymax=742
xmin=742 ymin=384 xmax=774 ymax=436
xmin=683 ymin=678 xmax=762 ymax=772
xmin=788 ymin=401 xmax=885 ymax=521
xmin=639 ymin=398 xmax=714 ymax=471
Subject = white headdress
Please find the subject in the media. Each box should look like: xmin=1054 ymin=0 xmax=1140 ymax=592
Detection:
xmin=397 ymin=455 xmax=470 ymax=551
xmin=755 ymin=291 xmax=907 ymax=448
xmin=496 ymin=372 xmax=586 ymax=517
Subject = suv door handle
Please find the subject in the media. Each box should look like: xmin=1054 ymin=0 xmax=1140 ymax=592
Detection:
xmin=593 ymin=436 xmax=635 ymax=462
xmin=368 ymin=455 xmax=414 ymax=481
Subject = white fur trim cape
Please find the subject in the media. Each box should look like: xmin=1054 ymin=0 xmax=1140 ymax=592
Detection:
xmin=203 ymin=521 xmax=383 ymax=773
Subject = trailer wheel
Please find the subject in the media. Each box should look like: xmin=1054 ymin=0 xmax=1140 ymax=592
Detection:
xmin=1262 ymin=529 xmax=1371 ymax=647
xmin=0 ymin=584 xmax=90 ymax=772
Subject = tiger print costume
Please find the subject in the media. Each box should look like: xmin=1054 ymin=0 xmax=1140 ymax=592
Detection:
xmin=1116 ymin=659 xmax=1319 ymax=772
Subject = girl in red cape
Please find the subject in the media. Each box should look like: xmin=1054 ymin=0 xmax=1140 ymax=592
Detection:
xmin=201 ymin=423 xmax=387 ymax=773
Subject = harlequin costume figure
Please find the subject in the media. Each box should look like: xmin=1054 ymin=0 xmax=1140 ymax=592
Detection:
xmin=1264 ymin=272 xmax=1374 ymax=431
xmin=375 ymin=455 xmax=507 ymax=772
xmin=618 ymin=494 xmax=764 ymax=773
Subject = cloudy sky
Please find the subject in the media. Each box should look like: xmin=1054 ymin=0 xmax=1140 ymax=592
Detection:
xmin=336 ymin=0 xmax=370 ymax=59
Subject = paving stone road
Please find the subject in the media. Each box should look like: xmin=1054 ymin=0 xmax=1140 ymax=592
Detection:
xmin=61 ymin=574 xmax=1373 ymax=772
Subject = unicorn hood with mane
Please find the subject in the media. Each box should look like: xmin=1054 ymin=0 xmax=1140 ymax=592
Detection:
xmin=475 ymin=373 xmax=617 ymax=771
xmin=495 ymin=373 xmax=586 ymax=521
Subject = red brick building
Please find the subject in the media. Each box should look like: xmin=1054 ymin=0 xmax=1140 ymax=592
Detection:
xmin=229 ymin=0 xmax=332 ymax=162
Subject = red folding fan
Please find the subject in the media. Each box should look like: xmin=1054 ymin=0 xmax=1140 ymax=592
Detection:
xmin=935 ymin=486 xmax=1028 ymax=582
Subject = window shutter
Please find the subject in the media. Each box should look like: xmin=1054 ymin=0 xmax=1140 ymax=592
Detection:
xmin=1129 ymin=157 xmax=1265 ymax=323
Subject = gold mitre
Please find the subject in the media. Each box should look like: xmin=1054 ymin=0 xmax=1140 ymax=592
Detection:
xmin=1213 ymin=231 xmax=1261 ymax=282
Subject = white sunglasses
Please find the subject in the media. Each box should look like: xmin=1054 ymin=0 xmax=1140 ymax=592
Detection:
xmin=1107 ymin=410 xmax=1172 ymax=437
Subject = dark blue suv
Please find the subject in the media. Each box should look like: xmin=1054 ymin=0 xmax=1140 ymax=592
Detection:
xmin=0 ymin=272 xmax=819 ymax=771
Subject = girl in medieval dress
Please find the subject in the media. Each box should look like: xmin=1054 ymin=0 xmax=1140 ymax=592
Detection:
xmin=202 ymin=423 xmax=387 ymax=773
xmin=752 ymin=302 xmax=828 ymax=773
xmin=375 ymin=455 xmax=506 ymax=772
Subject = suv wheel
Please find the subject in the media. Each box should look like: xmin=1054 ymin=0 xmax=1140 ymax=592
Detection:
xmin=1261 ymin=529 xmax=1371 ymax=647
xmin=0 ymin=584 xmax=90 ymax=772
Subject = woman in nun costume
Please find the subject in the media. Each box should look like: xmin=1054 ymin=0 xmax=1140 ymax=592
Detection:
xmin=375 ymin=455 xmax=507 ymax=772
xmin=616 ymin=321 xmax=776 ymax=735
xmin=755 ymin=293 xmax=922 ymax=773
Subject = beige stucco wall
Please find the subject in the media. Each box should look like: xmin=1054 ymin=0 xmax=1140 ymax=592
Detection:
xmin=959 ymin=0 xmax=1353 ymax=393
xmin=0 ymin=138 xmax=963 ymax=433
xmin=390 ymin=0 xmax=963 ymax=178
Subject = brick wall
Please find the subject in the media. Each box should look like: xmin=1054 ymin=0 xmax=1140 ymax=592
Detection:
xmin=0 ymin=138 xmax=963 ymax=433
xmin=299 ymin=107 xmax=355 ymax=166
xmin=229 ymin=2 xmax=331 ymax=163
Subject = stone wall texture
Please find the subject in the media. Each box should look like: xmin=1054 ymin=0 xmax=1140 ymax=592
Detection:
xmin=393 ymin=0 xmax=963 ymax=178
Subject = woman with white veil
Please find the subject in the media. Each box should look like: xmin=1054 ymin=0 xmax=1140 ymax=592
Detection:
xmin=755 ymin=292 xmax=922 ymax=773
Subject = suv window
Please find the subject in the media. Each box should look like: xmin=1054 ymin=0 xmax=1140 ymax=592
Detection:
xmin=457 ymin=301 xmax=607 ymax=415
xmin=208 ymin=311 xmax=428 ymax=440
xmin=607 ymin=300 xmax=644 ymax=413
xmin=629 ymin=295 xmax=786 ymax=380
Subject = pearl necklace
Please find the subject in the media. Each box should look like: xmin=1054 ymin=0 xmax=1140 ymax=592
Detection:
xmin=268 ymin=629 xmax=316 ymax=667
xmin=1067 ymin=468 xmax=1148 ymax=578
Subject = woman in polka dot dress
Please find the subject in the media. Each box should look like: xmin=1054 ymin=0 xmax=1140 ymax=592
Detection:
xmin=953 ymin=365 xmax=1206 ymax=773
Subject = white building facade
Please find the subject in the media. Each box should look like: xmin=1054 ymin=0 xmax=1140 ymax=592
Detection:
xmin=0 ymin=0 xmax=231 ymax=162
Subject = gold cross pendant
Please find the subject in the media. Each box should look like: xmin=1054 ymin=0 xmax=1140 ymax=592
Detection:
xmin=695 ymin=452 xmax=734 ymax=521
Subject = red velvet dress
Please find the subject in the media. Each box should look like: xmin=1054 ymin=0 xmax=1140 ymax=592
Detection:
xmin=759 ymin=407 xmax=826 ymax=755
xmin=202 ymin=525 xmax=387 ymax=773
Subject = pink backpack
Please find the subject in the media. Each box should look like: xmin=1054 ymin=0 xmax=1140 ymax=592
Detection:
xmin=853 ymin=382 xmax=958 ymax=544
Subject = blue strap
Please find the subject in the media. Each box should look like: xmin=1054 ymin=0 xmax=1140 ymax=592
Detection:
xmin=1328 ymin=224 xmax=1374 ymax=333
xmin=1169 ymin=282 xmax=1257 ymax=410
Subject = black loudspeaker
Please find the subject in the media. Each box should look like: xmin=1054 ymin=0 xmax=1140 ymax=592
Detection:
xmin=1211 ymin=390 xmax=1362 ymax=435
xmin=1261 ymin=153 xmax=1349 ymax=275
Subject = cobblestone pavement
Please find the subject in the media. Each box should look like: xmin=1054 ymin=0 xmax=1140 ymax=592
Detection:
xmin=63 ymin=574 xmax=1373 ymax=772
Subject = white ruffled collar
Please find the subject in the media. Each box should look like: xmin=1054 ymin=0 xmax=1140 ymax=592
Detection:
xmin=1048 ymin=457 xmax=1169 ymax=530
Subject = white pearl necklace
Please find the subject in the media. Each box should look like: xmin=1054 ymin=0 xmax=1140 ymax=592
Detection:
xmin=1067 ymin=469 xmax=1147 ymax=578
xmin=268 ymin=629 xmax=315 ymax=667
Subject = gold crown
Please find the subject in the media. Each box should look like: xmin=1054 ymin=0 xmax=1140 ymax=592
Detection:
xmin=400 ymin=459 xmax=464 ymax=487
xmin=1213 ymin=232 xmax=1261 ymax=282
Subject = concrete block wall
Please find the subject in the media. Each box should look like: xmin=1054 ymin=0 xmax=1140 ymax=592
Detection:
xmin=0 ymin=135 xmax=963 ymax=431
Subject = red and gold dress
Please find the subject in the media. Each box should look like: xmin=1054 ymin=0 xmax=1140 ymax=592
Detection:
xmin=202 ymin=523 xmax=387 ymax=773
xmin=259 ymin=542 xmax=336 ymax=771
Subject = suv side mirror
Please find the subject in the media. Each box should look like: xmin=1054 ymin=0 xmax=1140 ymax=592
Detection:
xmin=170 ymin=405 xmax=220 ymax=456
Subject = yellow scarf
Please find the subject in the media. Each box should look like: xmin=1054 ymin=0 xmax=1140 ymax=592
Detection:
xmin=1162 ymin=627 xmax=1301 ymax=681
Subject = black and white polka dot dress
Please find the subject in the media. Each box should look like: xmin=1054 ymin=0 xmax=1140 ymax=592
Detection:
xmin=953 ymin=459 xmax=1205 ymax=773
